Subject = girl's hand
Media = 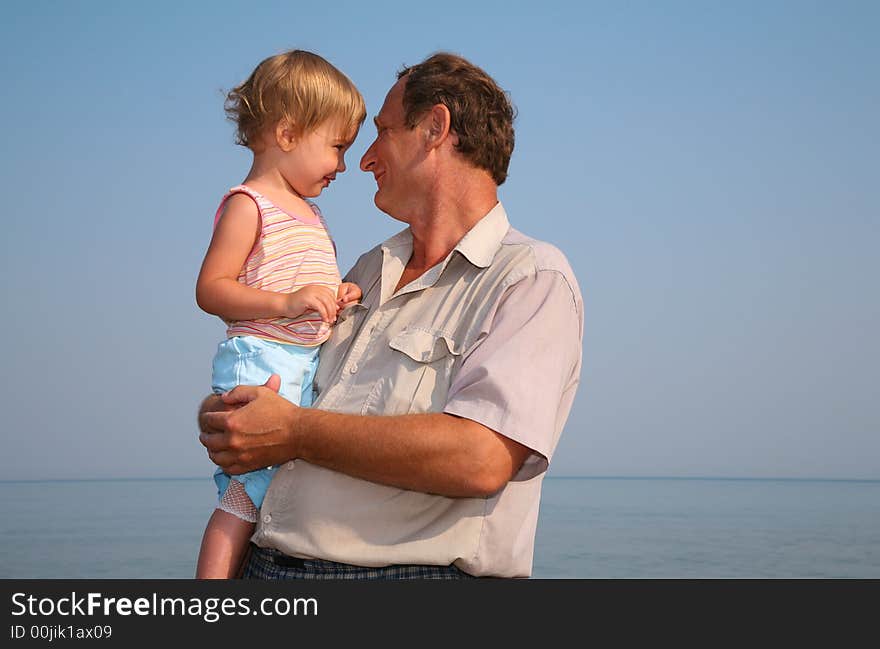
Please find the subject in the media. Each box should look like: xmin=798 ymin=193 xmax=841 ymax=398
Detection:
xmin=284 ymin=285 xmax=339 ymax=322
xmin=336 ymin=282 xmax=362 ymax=309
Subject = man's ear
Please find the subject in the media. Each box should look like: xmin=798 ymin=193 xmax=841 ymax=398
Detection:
xmin=276 ymin=119 xmax=298 ymax=152
xmin=425 ymin=104 xmax=452 ymax=150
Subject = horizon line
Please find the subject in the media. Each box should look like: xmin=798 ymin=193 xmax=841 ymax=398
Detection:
xmin=1 ymin=474 xmax=879 ymax=485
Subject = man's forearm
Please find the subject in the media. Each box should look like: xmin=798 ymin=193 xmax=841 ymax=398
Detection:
xmin=200 ymin=387 xmax=530 ymax=498
xmin=292 ymin=409 xmax=528 ymax=497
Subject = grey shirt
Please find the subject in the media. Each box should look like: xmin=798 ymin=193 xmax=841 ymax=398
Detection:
xmin=253 ymin=203 xmax=584 ymax=577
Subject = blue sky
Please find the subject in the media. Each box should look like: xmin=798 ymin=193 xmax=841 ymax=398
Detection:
xmin=1 ymin=1 xmax=877 ymax=480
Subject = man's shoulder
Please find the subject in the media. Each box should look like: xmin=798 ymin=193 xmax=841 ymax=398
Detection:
xmin=343 ymin=240 xmax=386 ymax=282
xmin=495 ymin=227 xmax=581 ymax=298
xmin=500 ymin=228 xmax=573 ymax=271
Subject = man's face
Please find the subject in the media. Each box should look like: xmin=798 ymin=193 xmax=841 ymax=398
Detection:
xmin=359 ymin=77 xmax=427 ymax=221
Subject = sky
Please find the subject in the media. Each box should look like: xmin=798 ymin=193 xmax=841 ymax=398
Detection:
xmin=0 ymin=1 xmax=877 ymax=481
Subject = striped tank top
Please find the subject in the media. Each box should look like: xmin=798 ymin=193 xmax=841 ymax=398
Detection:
xmin=214 ymin=185 xmax=341 ymax=346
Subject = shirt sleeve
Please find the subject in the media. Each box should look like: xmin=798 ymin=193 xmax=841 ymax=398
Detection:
xmin=443 ymin=269 xmax=583 ymax=479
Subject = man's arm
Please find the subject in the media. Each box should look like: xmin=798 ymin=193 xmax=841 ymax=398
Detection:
xmin=199 ymin=387 xmax=530 ymax=498
xmin=199 ymin=264 xmax=581 ymax=500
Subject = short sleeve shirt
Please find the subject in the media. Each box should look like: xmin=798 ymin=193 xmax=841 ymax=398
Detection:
xmin=254 ymin=203 xmax=584 ymax=577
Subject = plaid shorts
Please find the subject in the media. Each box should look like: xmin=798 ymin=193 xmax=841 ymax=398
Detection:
xmin=243 ymin=545 xmax=475 ymax=580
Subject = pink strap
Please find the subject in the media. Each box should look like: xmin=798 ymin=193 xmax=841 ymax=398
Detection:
xmin=213 ymin=185 xmax=262 ymax=230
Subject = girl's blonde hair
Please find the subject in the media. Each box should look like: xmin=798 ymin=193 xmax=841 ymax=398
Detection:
xmin=225 ymin=50 xmax=366 ymax=149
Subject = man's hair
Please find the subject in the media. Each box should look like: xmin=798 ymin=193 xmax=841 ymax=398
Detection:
xmin=397 ymin=52 xmax=516 ymax=185
xmin=225 ymin=49 xmax=366 ymax=150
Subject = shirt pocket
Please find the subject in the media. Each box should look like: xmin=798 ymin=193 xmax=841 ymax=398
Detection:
xmin=363 ymin=328 xmax=462 ymax=416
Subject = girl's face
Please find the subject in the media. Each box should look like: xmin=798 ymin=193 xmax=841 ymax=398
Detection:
xmin=280 ymin=120 xmax=356 ymax=198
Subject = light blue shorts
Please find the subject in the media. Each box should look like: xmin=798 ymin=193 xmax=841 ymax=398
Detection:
xmin=211 ymin=335 xmax=320 ymax=508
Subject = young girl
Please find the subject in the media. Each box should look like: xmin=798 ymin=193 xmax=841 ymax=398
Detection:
xmin=194 ymin=50 xmax=365 ymax=579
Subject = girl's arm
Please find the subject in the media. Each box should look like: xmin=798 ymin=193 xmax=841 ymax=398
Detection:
xmin=196 ymin=194 xmax=338 ymax=322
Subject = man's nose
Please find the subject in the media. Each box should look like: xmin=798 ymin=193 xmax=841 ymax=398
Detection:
xmin=360 ymin=140 xmax=377 ymax=172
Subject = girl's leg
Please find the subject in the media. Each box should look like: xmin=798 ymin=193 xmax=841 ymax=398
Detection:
xmin=196 ymin=507 xmax=256 ymax=579
xmin=198 ymin=338 xmax=316 ymax=578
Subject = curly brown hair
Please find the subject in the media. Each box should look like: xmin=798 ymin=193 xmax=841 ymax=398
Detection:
xmin=397 ymin=52 xmax=516 ymax=185
xmin=225 ymin=50 xmax=365 ymax=150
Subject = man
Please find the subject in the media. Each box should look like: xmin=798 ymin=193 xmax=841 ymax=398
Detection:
xmin=199 ymin=52 xmax=584 ymax=579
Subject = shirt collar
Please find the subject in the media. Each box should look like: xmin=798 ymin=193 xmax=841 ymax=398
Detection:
xmin=380 ymin=202 xmax=510 ymax=267
xmin=451 ymin=202 xmax=510 ymax=268
xmin=379 ymin=202 xmax=510 ymax=302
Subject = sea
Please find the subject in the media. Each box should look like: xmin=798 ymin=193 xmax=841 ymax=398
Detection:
xmin=1 ymin=477 xmax=878 ymax=579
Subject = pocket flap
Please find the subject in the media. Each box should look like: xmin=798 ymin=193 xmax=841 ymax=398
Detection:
xmin=389 ymin=328 xmax=462 ymax=362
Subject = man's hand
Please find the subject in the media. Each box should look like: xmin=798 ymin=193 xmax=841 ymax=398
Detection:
xmin=198 ymin=374 xmax=300 ymax=474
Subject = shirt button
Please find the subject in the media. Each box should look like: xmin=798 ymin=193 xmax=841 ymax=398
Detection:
xmin=263 ymin=514 xmax=272 ymax=524
xmin=349 ymin=364 xmax=358 ymax=374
